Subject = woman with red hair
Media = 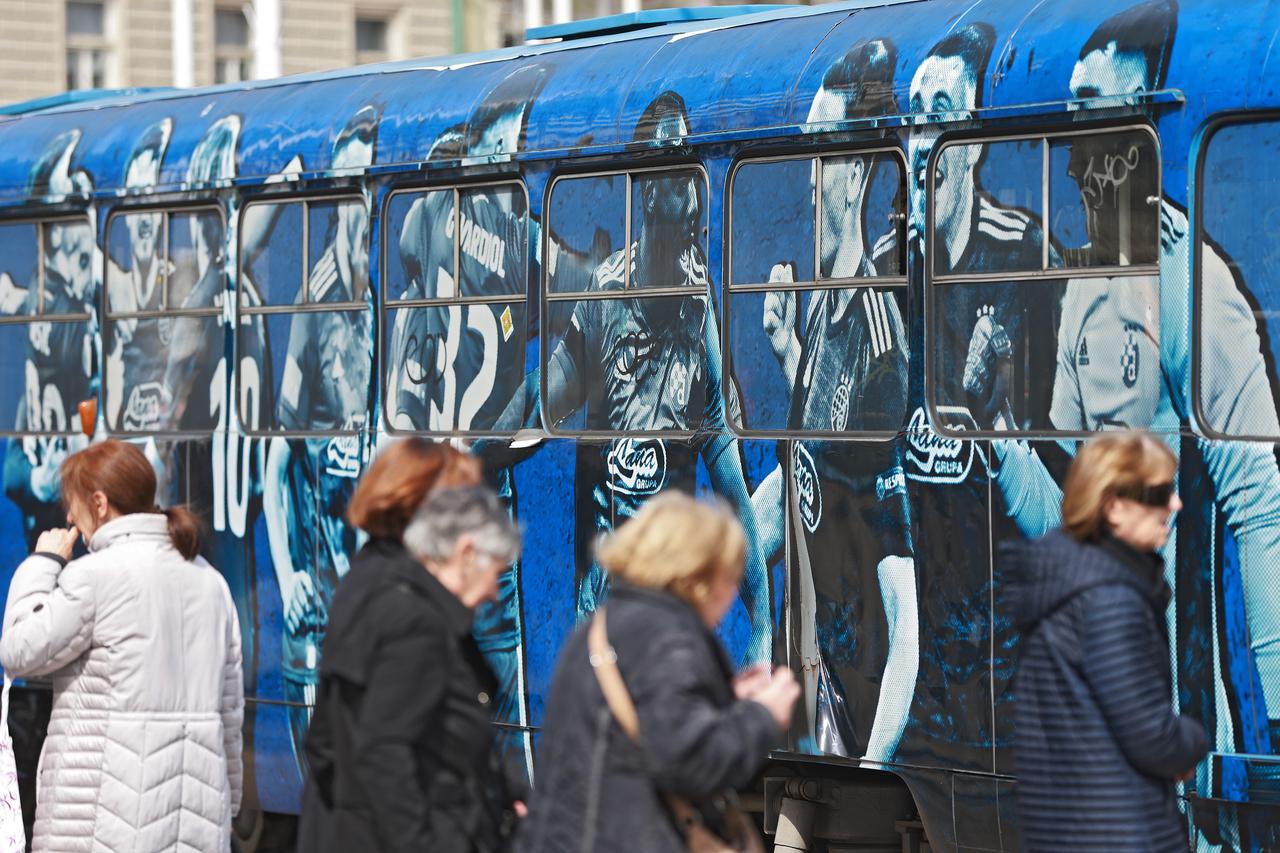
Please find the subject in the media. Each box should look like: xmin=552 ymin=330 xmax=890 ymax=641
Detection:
xmin=0 ymin=439 xmax=243 ymax=852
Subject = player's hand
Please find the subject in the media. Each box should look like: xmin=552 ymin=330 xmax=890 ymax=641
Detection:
xmin=962 ymin=305 xmax=1015 ymax=430
xmin=284 ymin=571 xmax=317 ymax=635
xmin=35 ymin=527 xmax=78 ymax=561
xmin=763 ymin=281 xmax=797 ymax=366
xmin=0 ymin=272 xmax=26 ymax=315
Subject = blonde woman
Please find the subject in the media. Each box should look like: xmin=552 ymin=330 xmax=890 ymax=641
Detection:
xmin=518 ymin=492 xmax=798 ymax=853
xmin=1002 ymin=432 xmax=1207 ymax=852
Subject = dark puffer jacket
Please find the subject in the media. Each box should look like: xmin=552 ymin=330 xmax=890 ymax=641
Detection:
xmin=1002 ymin=529 xmax=1208 ymax=853
xmin=516 ymin=583 xmax=780 ymax=853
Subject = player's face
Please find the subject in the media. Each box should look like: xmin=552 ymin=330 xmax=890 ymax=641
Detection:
xmin=909 ymin=55 xmax=981 ymax=239
xmin=1067 ymin=48 xmax=1156 ymax=262
xmin=820 ymin=156 xmax=867 ymax=243
xmin=53 ymin=221 xmax=94 ymax=301
xmin=125 ymin=151 xmax=162 ymax=264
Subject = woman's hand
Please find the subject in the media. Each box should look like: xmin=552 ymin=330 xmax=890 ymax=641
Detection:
xmin=750 ymin=666 xmax=801 ymax=732
xmin=35 ymin=527 xmax=78 ymax=561
xmin=733 ymin=662 xmax=772 ymax=700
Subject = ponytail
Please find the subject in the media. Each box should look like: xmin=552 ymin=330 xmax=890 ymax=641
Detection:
xmin=162 ymin=505 xmax=202 ymax=561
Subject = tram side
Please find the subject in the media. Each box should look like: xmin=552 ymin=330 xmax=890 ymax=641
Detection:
xmin=2 ymin=0 xmax=1280 ymax=851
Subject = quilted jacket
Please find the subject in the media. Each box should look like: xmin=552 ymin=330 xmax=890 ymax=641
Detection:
xmin=0 ymin=513 xmax=244 ymax=853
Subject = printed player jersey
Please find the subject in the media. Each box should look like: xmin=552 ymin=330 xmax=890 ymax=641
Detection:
xmin=277 ymin=246 xmax=372 ymax=681
xmin=390 ymin=191 xmax=527 ymax=431
xmin=789 ymin=278 xmax=913 ymax=757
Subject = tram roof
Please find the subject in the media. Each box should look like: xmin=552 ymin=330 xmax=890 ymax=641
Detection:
xmin=0 ymin=0 xmax=1269 ymax=203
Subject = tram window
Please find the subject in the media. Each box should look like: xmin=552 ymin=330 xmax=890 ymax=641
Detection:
xmin=1049 ymin=130 xmax=1159 ymax=269
xmin=104 ymin=206 xmax=224 ymax=433
xmin=545 ymin=175 xmax=625 ymax=294
xmin=1197 ymin=118 xmax=1280 ymax=439
xmin=382 ymin=182 xmax=529 ymax=434
xmin=543 ymin=167 xmax=714 ymax=435
xmin=927 ymin=127 xmax=1162 ymax=435
xmin=726 ymin=152 xmax=908 ymax=434
xmin=0 ymin=217 xmax=95 ymax=436
xmin=238 ymin=195 xmax=373 ymax=435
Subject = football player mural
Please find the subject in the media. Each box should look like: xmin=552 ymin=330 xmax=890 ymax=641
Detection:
xmin=0 ymin=132 xmax=98 ymax=552
xmin=542 ymin=89 xmax=772 ymax=665
xmin=253 ymin=106 xmax=379 ymax=783
xmin=738 ymin=39 xmax=918 ymax=764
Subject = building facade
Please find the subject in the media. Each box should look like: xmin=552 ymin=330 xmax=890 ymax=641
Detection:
xmin=0 ymin=0 xmax=804 ymax=108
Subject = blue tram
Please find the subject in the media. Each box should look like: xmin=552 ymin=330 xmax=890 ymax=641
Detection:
xmin=1 ymin=0 xmax=1278 ymax=848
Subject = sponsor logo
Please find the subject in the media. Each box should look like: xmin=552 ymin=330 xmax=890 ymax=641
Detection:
xmin=904 ymin=407 xmax=974 ymax=483
xmin=670 ymin=361 xmax=689 ymax=410
xmin=876 ymin=466 xmax=906 ymax=502
xmin=792 ymin=442 xmax=821 ymax=533
xmin=830 ymin=374 xmax=851 ymax=431
xmin=122 ymin=382 xmax=166 ymax=431
xmin=1121 ymin=323 xmax=1140 ymax=388
xmin=500 ymin=305 xmax=514 ymax=342
xmin=324 ymin=434 xmax=362 ymax=479
xmin=1077 ymin=336 xmax=1090 ymax=366
xmin=607 ymin=438 xmax=667 ymax=496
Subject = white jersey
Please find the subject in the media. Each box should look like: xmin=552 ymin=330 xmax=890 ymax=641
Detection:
xmin=998 ymin=200 xmax=1280 ymax=723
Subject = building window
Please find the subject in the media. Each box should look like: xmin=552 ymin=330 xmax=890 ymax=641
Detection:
xmin=215 ymin=6 xmax=252 ymax=84
xmin=65 ymin=1 xmax=112 ymax=91
xmin=355 ymin=17 xmax=389 ymax=65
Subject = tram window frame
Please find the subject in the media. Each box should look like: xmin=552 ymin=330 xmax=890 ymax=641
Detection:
xmin=0 ymin=214 xmax=95 ymax=437
xmin=541 ymin=163 xmax=714 ymax=439
xmin=723 ymin=146 xmax=910 ymax=440
xmin=379 ymin=178 xmax=530 ymax=438
xmin=237 ymin=192 xmax=373 ymax=438
xmin=924 ymin=122 xmax=1163 ymax=440
xmin=102 ymin=202 xmax=227 ymax=436
xmin=1192 ymin=111 xmax=1280 ymax=442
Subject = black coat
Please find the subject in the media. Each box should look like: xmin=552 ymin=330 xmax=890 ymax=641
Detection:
xmin=1002 ymin=530 xmax=1208 ymax=853
xmin=516 ymin=583 xmax=780 ymax=853
xmin=296 ymin=538 xmax=509 ymax=853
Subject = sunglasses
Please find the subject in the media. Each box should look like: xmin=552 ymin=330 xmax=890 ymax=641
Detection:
xmin=1116 ymin=480 xmax=1176 ymax=508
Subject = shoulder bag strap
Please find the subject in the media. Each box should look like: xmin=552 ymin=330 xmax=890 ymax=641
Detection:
xmin=588 ymin=609 xmax=640 ymax=741
xmin=588 ymin=611 xmax=747 ymax=853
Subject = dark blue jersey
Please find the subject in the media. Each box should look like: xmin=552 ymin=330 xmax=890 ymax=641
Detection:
xmin=389 ymin=191 xmax=527 ymax=432
xmin=789 ymin=282 xmax=913 ymax=757
xmin=897 ymin=194 xmax=1055 ymax=770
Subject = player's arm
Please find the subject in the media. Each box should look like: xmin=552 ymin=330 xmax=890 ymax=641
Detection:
xmin=701 ymin=304 xmax=771 ymax=664
xmin=863 ymin=551 xmax=917 ymax=765
xmin=965 ymin=298 xmax=1067 ymax=538
xmin=543 ymin=305 xmax=590 ymax=424
xmin=762 ymin=264 xmax=799 ymax=389
xmin=855 ymin=300 xmax=917 ymax=764
xmin=240 ymin=155 xmax=304 ymax=273
xmin=1197 ymin=247 xmax=1280 ymax=713
xmin=266 ymin=313 xmax=318 ymax=635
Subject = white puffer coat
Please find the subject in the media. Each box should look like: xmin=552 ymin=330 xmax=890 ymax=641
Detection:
xmin=0 ymin=513 xmax=243 ymax=853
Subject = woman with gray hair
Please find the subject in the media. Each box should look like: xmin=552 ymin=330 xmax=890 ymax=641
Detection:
xmin=299 ymin=439 xmax=521 ymax=853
